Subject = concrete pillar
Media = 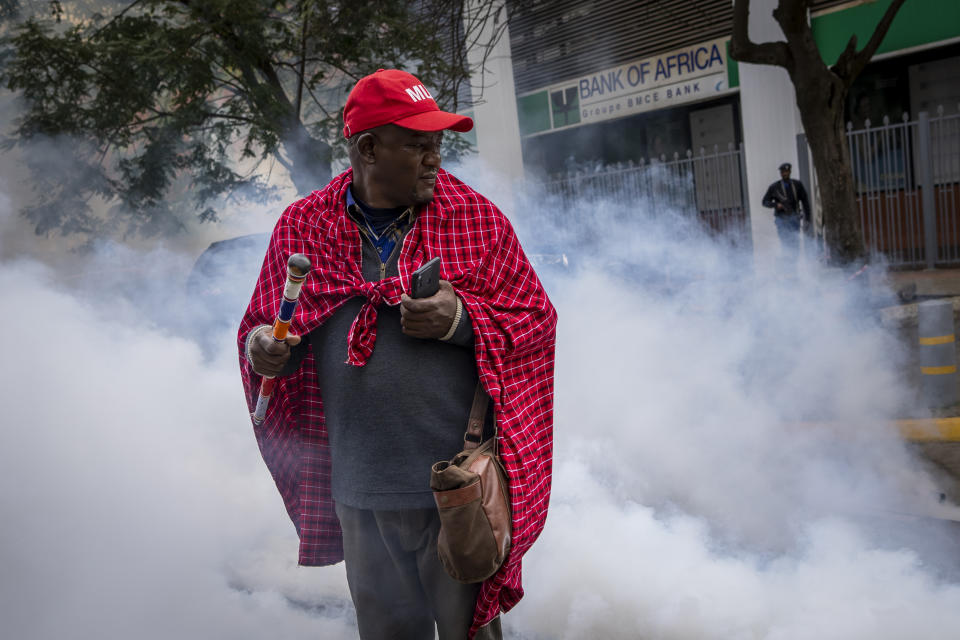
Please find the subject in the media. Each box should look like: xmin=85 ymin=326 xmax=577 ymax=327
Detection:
xmin=736 ymin=0 xmax=805 ymax=271
xmin=465 ymin=1 xmax=524 ymax=215
xmin=918 ymin=300 xmax=959 ymax=408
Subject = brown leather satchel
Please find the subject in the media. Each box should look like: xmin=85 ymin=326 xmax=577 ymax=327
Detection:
xmin=430 ymin=385 xmax=511 ymax=583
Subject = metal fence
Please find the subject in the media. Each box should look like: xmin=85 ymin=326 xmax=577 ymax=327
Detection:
xmin=846 ymin=106 xmax=960 ymax=267
xmin=539 ymin=143 xmax=752 ymax=247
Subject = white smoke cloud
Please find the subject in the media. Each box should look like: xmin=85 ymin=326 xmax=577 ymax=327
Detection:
xmin=0 ymin=257 xmax=355 ymax=639
xmin=507 ymin=263 xmax=960 ymax=639
xmin=2 ymin=162 xmax=960 ymax=640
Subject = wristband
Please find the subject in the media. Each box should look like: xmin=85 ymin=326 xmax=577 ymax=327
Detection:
xmin=440 ymin=297 xmax=463 ymax=342
xmin=245 ymin=324 xmax=273 ymax=365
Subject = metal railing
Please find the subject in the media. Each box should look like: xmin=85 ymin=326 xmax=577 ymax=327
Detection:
xmin=538 ymin=143 xmax=752 ymax=247
xmin=846 ymin=106 xmax=960 ymax=267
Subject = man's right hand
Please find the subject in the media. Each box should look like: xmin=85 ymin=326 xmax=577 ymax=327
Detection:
xmin=775 ymin=202 xmax=784 ymax=211
xmin=248 ymin=327 xmax=302 ymax=377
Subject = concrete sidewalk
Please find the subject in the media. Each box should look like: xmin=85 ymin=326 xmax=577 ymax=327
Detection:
xmin=887 ymin=268 xmax=960 ymax=298
xmin=901 ymin=418 xmax=960 ymax=507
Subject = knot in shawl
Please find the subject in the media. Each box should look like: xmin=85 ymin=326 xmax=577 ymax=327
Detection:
xmin=343 ymin=278 xmax=403 ymax=366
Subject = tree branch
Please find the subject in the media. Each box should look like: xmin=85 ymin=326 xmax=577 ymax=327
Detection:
xmin=834 ymin=0 xmax=907 ymax=86
xmin=89 ymin=0 xmax=146 ymax=38
xmin=831 ymin=34 xmax=860 ymax=81
xmin=294 ymin=2 xmax=308 ymax=121
xmin=729 ymin=0 xmax=790 ymax=68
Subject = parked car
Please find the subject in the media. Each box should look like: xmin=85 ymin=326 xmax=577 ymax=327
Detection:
xmin=186 ymin=232 xmax=270 ymax=348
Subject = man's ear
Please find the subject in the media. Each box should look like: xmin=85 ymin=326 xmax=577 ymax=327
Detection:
xmin=354 ymin=132 xmax=378 ymax=164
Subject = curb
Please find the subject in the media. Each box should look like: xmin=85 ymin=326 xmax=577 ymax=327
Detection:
xmin=880 ymin=296 xmax=960 ymax=328
xmin=898 ymin=417 xmax=960 ymax=442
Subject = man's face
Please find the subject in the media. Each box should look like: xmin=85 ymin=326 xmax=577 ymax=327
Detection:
xmin=370 ymin=125 xmax=443 ymax=207
xmin=780 ymin=168 xmax=791 ymax=181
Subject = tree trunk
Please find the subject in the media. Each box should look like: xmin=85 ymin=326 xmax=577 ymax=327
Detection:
xmin=793 ymin=75 xmax=865 ymax=265
xmin=282 ymin=124 xmax=333 ymax=196
xmin=807 ymin=119 xmax=863 ymax=264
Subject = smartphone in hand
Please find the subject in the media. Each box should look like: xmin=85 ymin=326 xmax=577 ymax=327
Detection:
xmin=410 ymin=257 xmax=441 ymax=298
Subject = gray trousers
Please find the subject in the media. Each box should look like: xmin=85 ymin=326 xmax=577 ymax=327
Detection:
xmin=335 ymin=502 xmax=503 ymax=640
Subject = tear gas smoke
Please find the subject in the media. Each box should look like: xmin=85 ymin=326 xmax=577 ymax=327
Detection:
xmin=2 ymin=159 xmax=960 ymax=640
xmin=0 ymin=256 xmax=357 ymax=639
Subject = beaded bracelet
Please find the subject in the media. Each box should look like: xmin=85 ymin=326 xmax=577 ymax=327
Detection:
xmin=245 ymin=324 xmax=273 ymax=364
xmin=440 ymin=297 xmax=463 ymax=342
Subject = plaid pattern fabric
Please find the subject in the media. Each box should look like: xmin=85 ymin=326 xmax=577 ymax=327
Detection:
xmin=238 ymin=168 xmax=557 ymax=636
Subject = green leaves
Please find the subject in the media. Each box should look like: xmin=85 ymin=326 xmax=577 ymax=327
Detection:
xmin=3 ymin=0 xmax=485 ymax=240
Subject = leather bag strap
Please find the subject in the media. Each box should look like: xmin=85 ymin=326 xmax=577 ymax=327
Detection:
xmin=463 ymin=383 xmax=489 ymax=451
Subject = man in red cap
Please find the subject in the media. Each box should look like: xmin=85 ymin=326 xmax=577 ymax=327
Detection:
xmin=239 ymin=69 xmax=557 ymax=639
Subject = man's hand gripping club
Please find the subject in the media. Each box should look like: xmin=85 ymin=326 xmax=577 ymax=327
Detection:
xmin=249 ymin=329 xmax=302 ymax=378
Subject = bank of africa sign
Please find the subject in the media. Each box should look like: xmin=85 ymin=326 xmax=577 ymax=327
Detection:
xmin=533 ymin=37 xmax=732 ymax=133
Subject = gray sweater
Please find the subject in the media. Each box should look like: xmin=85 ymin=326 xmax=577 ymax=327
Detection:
xmin=281 ymin=218 xmax=489 ymax=510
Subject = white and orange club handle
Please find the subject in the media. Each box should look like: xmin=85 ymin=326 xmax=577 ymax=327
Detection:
xmin=252 ymin=253 xmax=311 ymax=425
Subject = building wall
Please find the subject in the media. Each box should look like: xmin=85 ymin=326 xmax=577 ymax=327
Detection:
xmin=464 ymin=1 xmax=524 ymax=215
xmin=508 ymin=0 xmax=734 ymax=94
xmin=812 ymin=0 xmax=960 ymax=64
xmin=467 ymin=0 xmax=960 ymax=262
xmin=737 ymin=0 xmax=802 ymax=268
xmin=515 ymin=37 xmax=738 ymax=143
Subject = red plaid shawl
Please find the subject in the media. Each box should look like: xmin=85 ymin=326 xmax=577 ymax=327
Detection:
xmin=238 ymin=168 xmax=557 ymax=633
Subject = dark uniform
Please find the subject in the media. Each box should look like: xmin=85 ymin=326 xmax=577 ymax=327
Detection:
xmin=762 ymin=162 xmax=811 ymax=255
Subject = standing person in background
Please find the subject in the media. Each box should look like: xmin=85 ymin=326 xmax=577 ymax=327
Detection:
xmin=762 ymin=162 xmax=812 ymax=263
xmin=238 ymin=69 xmax=557 ymax=639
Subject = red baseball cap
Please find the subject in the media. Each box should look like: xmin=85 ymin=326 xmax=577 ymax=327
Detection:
xmin=342 ymin=69 xmax=473 ymax=138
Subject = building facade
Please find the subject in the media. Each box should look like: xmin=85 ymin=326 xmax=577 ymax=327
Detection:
xmin=470 ymin=0 xmax=960 ymax=266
